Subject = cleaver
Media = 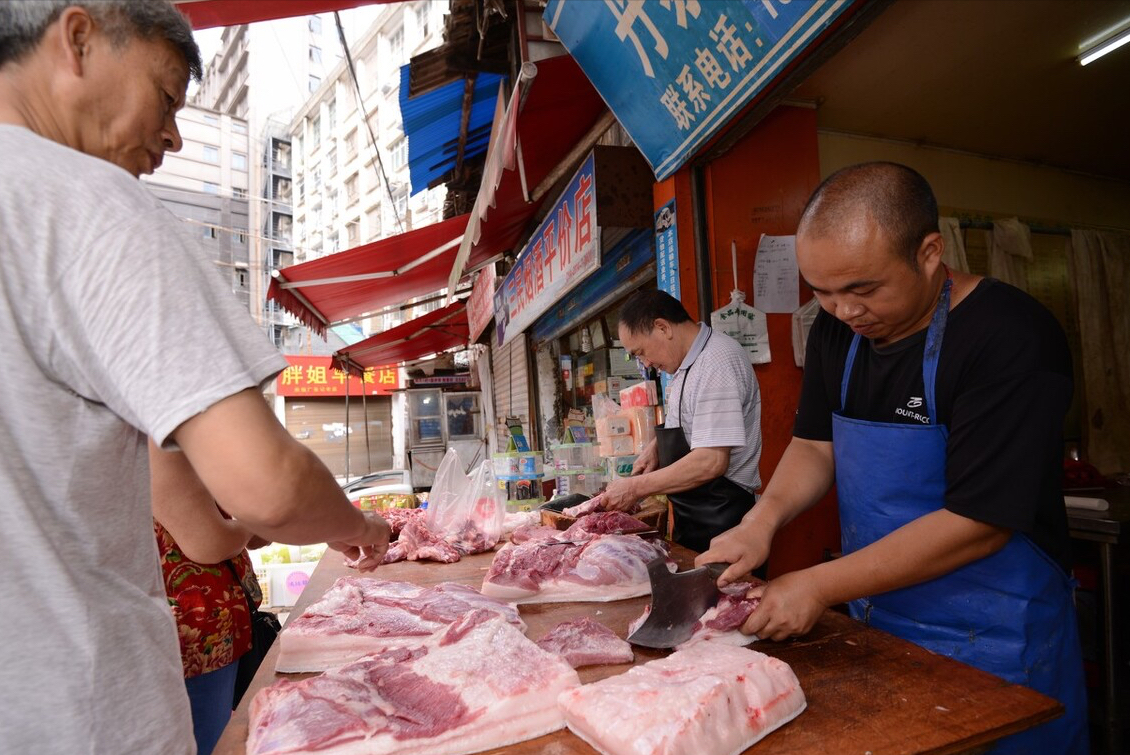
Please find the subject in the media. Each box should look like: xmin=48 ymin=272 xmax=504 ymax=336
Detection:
xmin=627 ymin=557 xmax=729 ymax=649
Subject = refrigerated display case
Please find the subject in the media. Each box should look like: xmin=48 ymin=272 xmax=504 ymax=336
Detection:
xmin=406 ymin=388 xmax=485 ymax=489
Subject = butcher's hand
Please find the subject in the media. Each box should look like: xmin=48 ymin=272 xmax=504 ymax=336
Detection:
xmin=329 ymin=511 xmax=391 ymax=572
xmin=740 ymin=570 xmax=826 ymax=641
xmin=600 ymin=476 xmax=643 ymax=512
xmin=696 ymin=519 xmax=771 ymax=587
xmin=632 ymin=439 xmax=658 ymax=475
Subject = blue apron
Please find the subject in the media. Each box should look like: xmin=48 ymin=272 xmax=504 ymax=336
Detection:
xmin=832 ymin=276 xmax=1088 ymax=754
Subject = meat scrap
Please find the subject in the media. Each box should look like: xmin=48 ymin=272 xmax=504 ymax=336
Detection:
xmin=375 ymin=506 xmax=425 ymax=539
xmin=557 ymin=641 xmax=806 ymax=755
xmin=481 ymin=528 xmax=670 ymax=605
xmin=536 ymin=617 xmax=633 ymax=668
xmin=250 ymin=616 xmax=581 ymax=755
xmin=275 ymin=577 xmax=524 ymax=672
xmin=561 ymin=493 xmax=641 ymax=518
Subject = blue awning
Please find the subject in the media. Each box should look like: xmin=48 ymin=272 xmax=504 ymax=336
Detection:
xmin=399 ymin=66 xmax=507 ymax=196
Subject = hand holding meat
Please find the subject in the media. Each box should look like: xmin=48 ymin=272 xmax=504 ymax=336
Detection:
xmin=696 ymin=519 xmax=771 ymax=586
xmin=329 ymin=511 xmax=391 ymax=572
xmin=599 ymin=477 xmax=644 ymax=512
xmin=740 ymin=570 xmax=826 ymax=641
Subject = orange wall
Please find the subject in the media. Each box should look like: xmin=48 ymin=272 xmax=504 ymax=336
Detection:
xmin=657 ymin=106 xmax=841 ymax=578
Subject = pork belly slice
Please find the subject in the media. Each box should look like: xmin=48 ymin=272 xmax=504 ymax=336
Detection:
xmin=250 ymin=617 xmax=581 ymax=755
xmin=276 ymin=578 xmax=525 ymax=672
xmin=481 ymin=534 xmax=669 ymax=604
xmin=562 ymin=494 xmax=642 ymax=518
xmin=677 ymin=581 xmax=761 ymax=648
xmin=536 ymin=617 xmax=634 ymax=668
xmin=557 ymin=642 xmax=806 ymax=755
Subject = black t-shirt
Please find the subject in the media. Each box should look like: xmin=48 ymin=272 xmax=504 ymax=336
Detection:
xmin=794 ymin=278 xmax=1073 ymax=572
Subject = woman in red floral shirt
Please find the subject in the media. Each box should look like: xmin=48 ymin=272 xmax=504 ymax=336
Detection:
xmin=151 ymin=441 xmax=268 ymax=755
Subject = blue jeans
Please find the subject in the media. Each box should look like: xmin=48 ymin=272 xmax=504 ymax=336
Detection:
xmin=185 ymin=661 xmax=238 ymax=755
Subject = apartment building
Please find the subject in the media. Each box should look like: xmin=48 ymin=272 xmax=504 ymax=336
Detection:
xmin=143 ymin=104 xmax=252 ymax=310
xmin=289 ymin=1 xmax=448 ymax=340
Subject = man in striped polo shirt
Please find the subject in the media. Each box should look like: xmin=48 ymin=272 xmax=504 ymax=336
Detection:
xmin=603 ymin=290 xmax=762 ymax=555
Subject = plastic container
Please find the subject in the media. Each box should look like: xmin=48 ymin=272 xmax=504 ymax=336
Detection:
xmin=493 ymin=452 xmax=543 ymax=478
xmin=550 ymin=442 xmax=600 ymax=472
xmin=555 ymin=470 xmax=606 ymax=497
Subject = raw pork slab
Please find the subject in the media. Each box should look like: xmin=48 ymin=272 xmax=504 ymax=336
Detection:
xmin=481 ymin=532 xmax=669 ymax=604
xmin=536 ymin=617 xmax=634 ymax=668
xmin=275 ymin=577 xmax=524 ymax=672
xmin=561 ymin=493 xmax=641 ymax=518
xmin=250 ymin=615 xmax=581 ymax=755
xmin=557 ymin=641 xmax=806 ymax=755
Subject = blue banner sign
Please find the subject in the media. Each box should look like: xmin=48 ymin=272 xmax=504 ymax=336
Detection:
xmin=544 ymin=0 xmax=851 ymax=180
xmin=494 ymin=153 xmax=601 ymax=348
xmin=654 ymin=199 xmax=679 ymax=300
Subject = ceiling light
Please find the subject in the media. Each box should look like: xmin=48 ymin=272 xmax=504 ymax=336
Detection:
xmin=1078 ymin=26 xmax=1130 ymax=66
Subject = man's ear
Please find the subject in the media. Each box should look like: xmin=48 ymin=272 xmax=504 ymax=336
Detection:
xmin=653 ymin=318 xmax=672 ymax=339
xmin=917 ymin=231 xmax=945 ymax=276
xmin=58 ymin=6 xmax=97 ymax=76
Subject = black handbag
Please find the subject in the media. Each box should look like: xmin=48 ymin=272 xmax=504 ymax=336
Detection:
xmin=226 ymin=560 xmax=282 ymax=708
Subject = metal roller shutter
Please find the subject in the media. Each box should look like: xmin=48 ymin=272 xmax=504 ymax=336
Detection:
xmin=284 ymin=397 xmax=393 ymax=478
xmin=491 ymin=333 xmax=532 ymax=446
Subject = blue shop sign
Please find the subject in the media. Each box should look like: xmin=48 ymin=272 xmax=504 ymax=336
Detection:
xmin=544 ymin=0 xmax=851 ymax=180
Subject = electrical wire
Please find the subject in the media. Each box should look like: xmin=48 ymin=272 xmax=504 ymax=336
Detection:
xmin=334 ymin=11 xmax=404 ymax=234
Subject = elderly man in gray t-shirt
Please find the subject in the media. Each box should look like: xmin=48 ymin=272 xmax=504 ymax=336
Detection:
xmin=604 ymin=290 xmax=762 ymax=554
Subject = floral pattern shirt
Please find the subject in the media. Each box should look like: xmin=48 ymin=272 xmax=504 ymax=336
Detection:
xmin=154 ymin=521 xmax=259 ymax=678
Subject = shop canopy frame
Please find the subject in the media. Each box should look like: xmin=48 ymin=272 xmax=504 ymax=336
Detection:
xmin=334 ymin=299 xmax=470 ymax=376
xmin=444 ymin=54 xmax=611 ymax=296
xmin=173 ymin=0 xmax=398 ymax=29
xmin=267 ymin=213 xmax=471 ymax=337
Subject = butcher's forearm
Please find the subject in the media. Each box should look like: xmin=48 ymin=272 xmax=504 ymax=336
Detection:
xmin=806 ymin=509 xmax=1011 ymax=607
xmin=634 ymin=447 xmax=729 ymax=497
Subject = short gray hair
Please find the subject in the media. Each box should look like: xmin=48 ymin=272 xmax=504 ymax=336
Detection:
xmin=0 ymin=0 xmax=202 ymax=80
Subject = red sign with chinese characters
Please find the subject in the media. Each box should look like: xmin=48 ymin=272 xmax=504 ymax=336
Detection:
xmin=467 ymin=264 xmax=497 ymax=342
xmin=277 ymin=356 xmax=399 ymax=397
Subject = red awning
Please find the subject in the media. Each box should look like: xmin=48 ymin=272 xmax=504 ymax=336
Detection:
xmin=336 ymin=300 xmax=469 ymax=372
xmin=446 ymin=54 xmax=607 ymax=292
xmin=174 ymin=1 xmax=393 ymax=29
xmin=267 ymin=213 xmax=470 ymax=336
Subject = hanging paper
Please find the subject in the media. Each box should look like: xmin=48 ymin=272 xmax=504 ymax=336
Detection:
xmin=753 ymin=234 xmax=799 ymax=313
xmin=711 ymin=290 xmax=771 ymax=365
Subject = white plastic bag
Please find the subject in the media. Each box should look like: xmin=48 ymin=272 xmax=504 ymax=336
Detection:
xmin=791 ymin=297 xmax=820 ymax=368
xmin=710 ymin=289 xmax=770 ymax=364
xmin=425 ymin=451 xmax=505 ymax=554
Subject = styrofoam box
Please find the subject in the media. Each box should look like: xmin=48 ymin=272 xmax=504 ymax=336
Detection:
xmin=261 ymin=562 xmax=315 ymax=608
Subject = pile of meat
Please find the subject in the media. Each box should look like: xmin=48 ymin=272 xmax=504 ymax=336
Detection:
xmin=275 ymin=577 xmax=524 ymax=672
xmin=250 ymin=613 xmax=581 ymax=755
xmin=375 ymin=505 xmax=498 ymax=565
xmin=557 ymin=641 xmax=806 ymax=755
xmin=628 ymin=580 xmax=763 ymax=649
xmin=481 ymin=512 xmax=671 ymax=604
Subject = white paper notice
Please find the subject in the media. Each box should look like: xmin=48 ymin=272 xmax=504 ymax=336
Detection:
xmin=753 ymin=234 xmax=799 ymax=313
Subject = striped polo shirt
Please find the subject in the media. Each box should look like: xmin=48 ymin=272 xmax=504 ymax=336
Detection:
xmin=664 ymin=323 xmax=762 ymax=492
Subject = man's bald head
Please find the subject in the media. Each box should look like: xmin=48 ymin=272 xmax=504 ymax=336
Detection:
xmin=798 ymin=162 xmax=939 ymax=269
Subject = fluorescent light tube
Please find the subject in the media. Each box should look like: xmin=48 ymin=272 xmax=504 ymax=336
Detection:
xmin=1079 ymin=26 xmax=1130 ymax=66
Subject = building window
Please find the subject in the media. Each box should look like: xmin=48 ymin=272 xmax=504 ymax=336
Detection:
xmin=202 ymin=145 xmax=219 ymax=163
xmin=345 ymin=174 xmax=358 ymax=204
xmin=233 ymin=186 xmax=248 ymax=199
xmin=388 ymin=26 xmax=404 ymax=63
xmin=202 ymin=112 xmax=219 ymax=124
xmin=366 ymin=206 xmax=381 ymax=239
xmin=344 ymin=128 xmax=358 ymax=159
xmin=393 ymin=191 xmax=407 ymax=219
xmin=417 ymin=3 xmax=430 ymax=38
xmin=232 ymin=152 xmax=247 ymax=171
xmin=309 ymin=46 xmax=322 ymax=65
xmin=232 ymin=120 xmax=247 ymax=135
xmin=310 ymin=115 xmax=320 ymax=147
xmin=203 ymin=181 xmax=220 ymax=194
xmin=347 ymin=220 xmax=359 ymax=245
xmin=309 ymin=74 xmax=321 ymax=93
xmin=235 ymin=269 xmax=248 ymax=290
xmin=327 ymin=98 xmax=336 ymax=130
xmin=390 ymin=137 xmax=407 ymax=171
xmin=234 ymin=230 xmax=248 ymax=245
xmin=309 ymin=15 xmax=322 ymax=34
xmin=203 ymin=225 xmax=219 ymax=239
xmin=326 ymin=146 xmax=337 ymax=175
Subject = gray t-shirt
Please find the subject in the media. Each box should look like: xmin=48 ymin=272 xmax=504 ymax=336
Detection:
xmin=665 ymin=324 xmax=763 ymax=491
xmin=0 ymin=126 xmax=287 ymax=753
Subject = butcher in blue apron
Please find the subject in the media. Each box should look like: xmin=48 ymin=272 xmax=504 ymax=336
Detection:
xmin=700 ymin=162 xmax=1087 ymax=753
xmin=602 ymin=290 xmax=762 ymax=556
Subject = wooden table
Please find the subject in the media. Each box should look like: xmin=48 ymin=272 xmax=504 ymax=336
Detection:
xmin=215 ymin=546 xmax=1061 ymax=755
